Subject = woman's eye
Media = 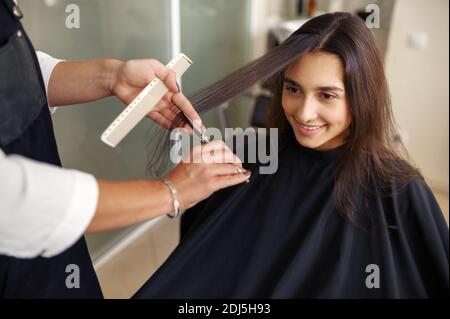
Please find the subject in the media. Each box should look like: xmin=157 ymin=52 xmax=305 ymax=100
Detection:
xmin=285 ymin=86 xmax=300 ymax=94
xmin=321 ymin=92 xmax=336 ymax=100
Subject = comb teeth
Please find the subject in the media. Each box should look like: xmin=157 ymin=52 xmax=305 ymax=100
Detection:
xmin=101 ymin=53 xmax=193 ymax=148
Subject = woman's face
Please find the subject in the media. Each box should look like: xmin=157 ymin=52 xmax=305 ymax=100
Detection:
xmin=282 ymin=51 xmax=351 ymax=151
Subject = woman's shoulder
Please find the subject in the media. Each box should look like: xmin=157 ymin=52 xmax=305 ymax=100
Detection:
xmin=401 ymin=176 xmax=442 ymax=212
xmin=376 ymin=156 xmax=425 ymax=195
xmin=386 ymin=174 xmax=446 ymax=223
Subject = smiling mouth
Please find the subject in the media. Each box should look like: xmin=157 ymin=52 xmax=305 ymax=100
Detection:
xmin=298 ymin=123 xmax=327 ymax=131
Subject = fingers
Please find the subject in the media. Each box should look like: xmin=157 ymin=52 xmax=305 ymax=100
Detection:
xmin=169 ymin=103 xmax=195 ymax=134
xmin=149 ymin=59 xmax=179 ymax=94
xmin=147 ymin=112 xmax=172 ymax=130
xmin=148 ymin=107 xmax=179 ymax=129
xmin=163 ymin=92 xmax=174 ymax=103
xmin=148 ymin=97 xmax=179 ymax=129
xmin=201 ymin=140 xmax=238 ymax=157
xmin=210 ymin=170 xmax=251 ymax=190
xmin=183 ymin=124 xmax=194 ymax=135
xmin=188 ymin=140 xmax=243 ymax=167
xmin=158 ymin=106 xmax=178 ymax=123
xmin=150 ymin=91 xmax=201 ymax=134
xmin=201 ymin=147 xmax=242 ymax=166
xmin=171 ymin=93 xmax=203 ymax=130
xmin=207 ymin=163 xmax=249 ymax=176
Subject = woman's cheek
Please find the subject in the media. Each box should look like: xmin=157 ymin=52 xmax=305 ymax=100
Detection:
xmin=320 ymin=103 xmax=349 ymax=128
xmin=281 ymin=96 xmax=295 ymax=116
xmin=335 ymin=104 xmax=352 ymax=130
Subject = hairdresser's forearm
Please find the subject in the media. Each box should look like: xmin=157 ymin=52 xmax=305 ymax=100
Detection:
xmin=86 ymin=179 xmax=172 ymax=233
xmin=47 ymin=59 xmax=121 ymax=106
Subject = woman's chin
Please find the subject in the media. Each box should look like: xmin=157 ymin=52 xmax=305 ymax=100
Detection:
xmin=293 ymin=132 xmax=327 ymax=150
xmin=292 ymin=127 xmax=347 ymax=151
xmin=289 ymin=123 xmax=329 ymax=149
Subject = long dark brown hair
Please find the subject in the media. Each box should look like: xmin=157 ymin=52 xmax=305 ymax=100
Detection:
xmin=163 ymin=12 xmax=421 ymax=225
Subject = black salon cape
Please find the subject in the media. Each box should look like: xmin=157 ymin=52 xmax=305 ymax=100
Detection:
xmin=134 ymin=140 xmax=449 ymax=298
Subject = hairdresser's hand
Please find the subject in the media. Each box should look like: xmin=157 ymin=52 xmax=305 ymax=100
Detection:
xmin=149 ymin=92 xmax=204 ymax=134
xmin=109 ymin=59 xmax=202 ymax=131
xmin=163 ymin=140 xmax=251 ymax=210
xmin=110 ymin=59 xmax=177 ymax=103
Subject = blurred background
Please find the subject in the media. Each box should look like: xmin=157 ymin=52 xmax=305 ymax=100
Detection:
xmin=20 ymin=0 xmax=448 ymax=297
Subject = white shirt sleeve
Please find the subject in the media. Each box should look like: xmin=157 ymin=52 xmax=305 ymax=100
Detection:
xmin=0 ymin=148 xmax=99 ymax=258
xmin=36 ymin=51 xmax=64 ymax=114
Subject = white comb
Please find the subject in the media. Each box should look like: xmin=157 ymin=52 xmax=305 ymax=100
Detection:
xmin=101 ymin=53 xmax=193 ymax=147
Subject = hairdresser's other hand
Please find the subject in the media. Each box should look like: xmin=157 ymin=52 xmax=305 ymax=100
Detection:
xmin=108 ymin=59 xmax=202 ymax=131
xmin=149 ymin=92 xmax=204 ymax=134
xmin=110 ymin=58 xmax=177 ymax=103
xmin=163 ymin=140 xmax=250 ymax=210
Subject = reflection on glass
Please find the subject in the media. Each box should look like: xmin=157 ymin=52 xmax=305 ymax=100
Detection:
xmin=21 ymin=0 xmax=171 ymax=259
xmin=19 ymin=0 xmax=251 ymax=260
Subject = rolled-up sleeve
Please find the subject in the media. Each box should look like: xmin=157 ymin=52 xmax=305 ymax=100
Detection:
xmin=0 ymin=149 xmax=98 ymax=258
xmin=36 ymin=51 xmax=63 ymax=113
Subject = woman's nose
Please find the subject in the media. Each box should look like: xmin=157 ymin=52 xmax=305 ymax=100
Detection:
xmin=295 ymin=96 xmax=318 ymax=122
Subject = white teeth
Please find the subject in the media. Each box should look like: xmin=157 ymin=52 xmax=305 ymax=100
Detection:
xmin=300 ymin=124 xmax=324 ymax=131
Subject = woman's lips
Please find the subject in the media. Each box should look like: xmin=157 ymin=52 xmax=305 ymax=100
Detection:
xmin=296 ymin=122 xmax=327 ymax=137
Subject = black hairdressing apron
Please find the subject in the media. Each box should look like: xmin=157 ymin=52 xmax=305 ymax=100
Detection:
xmin=0 ymin=0 xmax=102 ymax=298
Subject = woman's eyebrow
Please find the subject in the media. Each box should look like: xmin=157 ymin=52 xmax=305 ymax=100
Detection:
xmin=317 ymin=85 xmax=344 ymax=92
xmin=284 ymin=77 xmax=301 ymax=87
xmin=284 ymin=77 xmax=344 ymax=92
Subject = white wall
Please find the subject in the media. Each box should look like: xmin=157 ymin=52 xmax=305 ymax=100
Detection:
xmin=250 ymin=0 xmax=285 ymax=59
xmin=385 ymin=0 xmax=449 ymax=192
